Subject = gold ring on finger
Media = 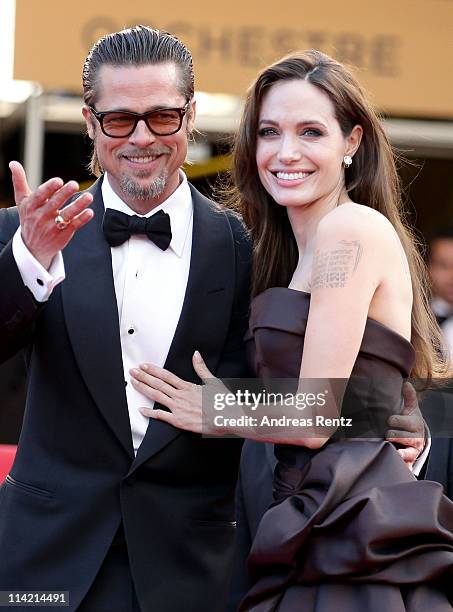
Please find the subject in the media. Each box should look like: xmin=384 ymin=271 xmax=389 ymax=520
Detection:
xmin=54 ymin=211 xmax=70 ymax=230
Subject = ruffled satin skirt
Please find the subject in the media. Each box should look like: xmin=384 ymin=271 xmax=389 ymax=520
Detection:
xmin=240 ymin=441 xmax=453 ymax=611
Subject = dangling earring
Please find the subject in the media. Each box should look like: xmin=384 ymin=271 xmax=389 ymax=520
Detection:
xmin=343 ymin=155 xmax=352 ymax=168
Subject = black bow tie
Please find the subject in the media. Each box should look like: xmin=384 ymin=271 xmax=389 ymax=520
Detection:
xmin=102 ymin=208 xmax=172 ymax=250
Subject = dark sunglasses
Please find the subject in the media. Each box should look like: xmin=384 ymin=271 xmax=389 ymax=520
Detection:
xmin=88 ymin=102 xmax=190 ymax=138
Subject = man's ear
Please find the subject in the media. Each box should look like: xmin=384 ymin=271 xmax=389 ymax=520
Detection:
xmin=82 ymin=106 xmax=96 ymax=140
xmin=187 ymin=99 xmax=196 ymax=134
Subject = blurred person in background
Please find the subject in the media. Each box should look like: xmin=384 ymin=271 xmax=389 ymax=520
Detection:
xmin=429 ymin=227 xmax=453 ymax=356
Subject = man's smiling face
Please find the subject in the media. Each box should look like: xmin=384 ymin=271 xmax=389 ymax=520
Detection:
xmin=83 ymin=62 xmax=195 ymax=212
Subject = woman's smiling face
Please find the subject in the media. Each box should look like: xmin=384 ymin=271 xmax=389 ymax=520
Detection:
xmin=256 ymin=78 xmax=357 ymax=210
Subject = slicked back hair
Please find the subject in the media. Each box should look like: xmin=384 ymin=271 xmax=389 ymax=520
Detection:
xmin=82 ymin=25 xmax=194 ymax=106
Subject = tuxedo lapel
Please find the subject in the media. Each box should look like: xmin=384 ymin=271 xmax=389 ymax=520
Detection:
xmin=132 ymin=186 xmax=236 ymax=470
xmin=61 ymin=179 xmax=134 ymax=458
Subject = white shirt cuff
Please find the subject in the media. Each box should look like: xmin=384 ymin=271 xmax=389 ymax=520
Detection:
xmin=412 ymin=422 xmax=431 ymax=476
xmin=12 ymin=228 xmax=65 ymax=302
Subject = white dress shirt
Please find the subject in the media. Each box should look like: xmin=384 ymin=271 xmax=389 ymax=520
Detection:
xmin=13 ymin=172 xmax=193 ymax=454
xmin=12 ymin=230 xmax=65 ymax=301
xmin=432 ymin=297 xmax=453 ymax=359
xmin=103 ymin=174 xmax=193 ymax=452
xmin=439 ymin=317 xmax=453 ymax=360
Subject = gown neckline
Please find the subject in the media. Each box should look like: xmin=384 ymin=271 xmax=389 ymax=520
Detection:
xmin=252 ymin=286 xmax=413 ymax=353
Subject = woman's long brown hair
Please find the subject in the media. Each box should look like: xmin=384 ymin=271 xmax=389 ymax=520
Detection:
xmin=225 ymin=50 xmax=448 ymax=383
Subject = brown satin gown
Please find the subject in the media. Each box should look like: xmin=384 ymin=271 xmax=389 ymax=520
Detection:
xmin=240 ymin=288 xmax=453 ymax=612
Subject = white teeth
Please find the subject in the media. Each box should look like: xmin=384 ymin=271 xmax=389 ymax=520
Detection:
xmin=127 ymin=155 xmax=157 ymax=163
xmin=275 ymin=171 xmax=311 ymax=180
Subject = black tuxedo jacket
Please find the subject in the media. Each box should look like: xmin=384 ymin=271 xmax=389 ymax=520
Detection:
xmin=421 ymin=390 xmax=453 ymax=500
xmin=226 ymin=441 xmax=276 ymax=612
xmin=0 ymin=179 xmax=252 ymax=611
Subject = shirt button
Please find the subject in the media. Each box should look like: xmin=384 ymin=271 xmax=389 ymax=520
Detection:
xmin=128 ymin=328 xmax=135 ymax=335
xmin=36 ymin=278 xmax=44 ymax=286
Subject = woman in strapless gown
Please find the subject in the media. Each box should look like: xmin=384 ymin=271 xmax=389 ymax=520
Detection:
xmin=230 ymin=51 xmax=453 ymax=611
xmin=130 ymin=50 xmax=453 ymax=610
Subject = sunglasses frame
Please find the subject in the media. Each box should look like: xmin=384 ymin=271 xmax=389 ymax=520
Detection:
xmin=88 ymin=102 xmax=190 ymax=138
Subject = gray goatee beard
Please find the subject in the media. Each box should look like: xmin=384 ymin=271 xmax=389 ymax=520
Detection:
xmin=119 ymin=170 xmax=168 ymax=201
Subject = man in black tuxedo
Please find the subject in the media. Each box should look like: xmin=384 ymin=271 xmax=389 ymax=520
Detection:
xmin=425 ymin=230 xmax=453 ymax=505
xmin=421 ymin=390 xmax=453 ymax=500
xmin=0 ymin=26 xmax=250 ymax=611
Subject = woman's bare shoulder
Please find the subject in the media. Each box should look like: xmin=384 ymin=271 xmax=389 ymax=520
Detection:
xmin=317 ymin=202 xmax=398 ymax=245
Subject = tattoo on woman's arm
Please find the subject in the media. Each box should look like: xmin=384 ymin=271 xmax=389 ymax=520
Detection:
xmin=311 ymin=240 xmax=363 ymax=289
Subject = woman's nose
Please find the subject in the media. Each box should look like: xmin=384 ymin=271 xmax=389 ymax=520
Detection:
xmin=277 ymin=135 xmax=303 ymax=164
